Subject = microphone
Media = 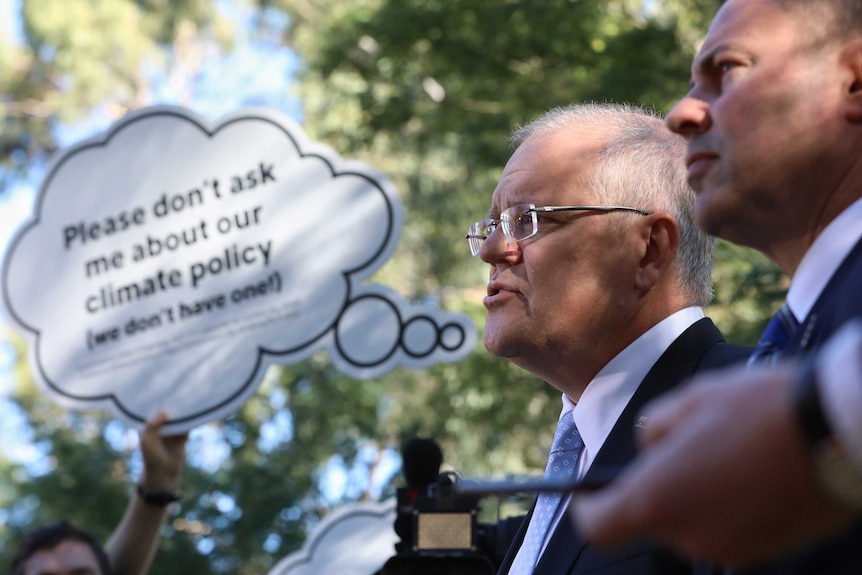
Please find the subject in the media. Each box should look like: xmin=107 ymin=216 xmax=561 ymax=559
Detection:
xmin=393 ymin=437 xmax=444 ymax=554
xmin=382 ymin=437 xmax=521 ymax=574
xmin=454 ymin=465 xmax=620 ymax=497
xmin=401 ymin=437 xmax=443 ymax=489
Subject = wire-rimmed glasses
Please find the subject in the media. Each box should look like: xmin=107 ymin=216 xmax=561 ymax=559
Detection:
xmin=465 ymin=203 xmax=651 ymax=257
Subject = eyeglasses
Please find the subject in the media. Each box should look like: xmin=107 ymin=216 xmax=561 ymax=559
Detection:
xmin=465 ymin=203 xmax=651 ymax=257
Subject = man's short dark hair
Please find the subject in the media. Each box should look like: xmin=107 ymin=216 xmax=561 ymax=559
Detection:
xmin=11 ymin=520 xmax=113 ymax=575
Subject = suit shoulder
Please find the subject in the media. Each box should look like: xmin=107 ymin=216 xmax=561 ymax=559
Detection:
xmin=697 ymin=341 xmax=751 ymax=372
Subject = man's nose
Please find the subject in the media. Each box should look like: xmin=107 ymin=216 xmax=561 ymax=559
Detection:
xmin=666 ymin=94 xmax=712 ymax=138
xmin=479 ymin=226 xmax=521 ymax=264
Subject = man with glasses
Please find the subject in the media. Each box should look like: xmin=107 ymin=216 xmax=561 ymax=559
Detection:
xmin=469 ymin=102 xmax=748 ymax=575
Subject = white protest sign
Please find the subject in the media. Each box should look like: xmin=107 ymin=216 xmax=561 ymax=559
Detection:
xmin=2 ymin=106 xmax=475 ymax=433
xmin=268 ymin=499 xmax=397 ymax=575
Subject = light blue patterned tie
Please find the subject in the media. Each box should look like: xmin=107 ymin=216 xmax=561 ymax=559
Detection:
xmin=508 ymin=411 xmax=582 ymax=575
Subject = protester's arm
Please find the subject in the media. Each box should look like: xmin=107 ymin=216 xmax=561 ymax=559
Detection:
xmin=570 ymin=358 xmax=856 ymax=567
xmin=104 ymin=412 xmax=188 ymax=575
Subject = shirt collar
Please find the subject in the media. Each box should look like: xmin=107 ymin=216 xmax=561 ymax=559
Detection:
xmin=564 ymin=307 xmax=704 ymax=473
xmin=789 ymin=198 xmax=862 ymax=321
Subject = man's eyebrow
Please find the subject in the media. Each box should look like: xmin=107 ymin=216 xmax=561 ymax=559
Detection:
xmin=694 ymin=40 xmax=738 ymax=79
xmin=692 ymin=48 xmax=716 ymax=79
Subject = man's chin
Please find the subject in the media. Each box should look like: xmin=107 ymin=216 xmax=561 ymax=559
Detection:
xmin=694 ymin=190 xmax=735 ymax=239
xmin=482 ymin=329 xmax=518 ymax=358
xmin=696 ymin=203 xmax=755 ymax=248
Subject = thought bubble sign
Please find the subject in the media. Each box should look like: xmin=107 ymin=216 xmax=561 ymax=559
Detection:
xmin=268 ymin=499 xmax=397 ymax=575
xmin=2 ymin=106 xmax=475 ymax=433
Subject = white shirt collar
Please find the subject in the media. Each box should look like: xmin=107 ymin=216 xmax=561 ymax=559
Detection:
xmin=789 ymin=198 xmax=862 ymax=321
xmin=562 ymin=306 xmax=705 ymax=475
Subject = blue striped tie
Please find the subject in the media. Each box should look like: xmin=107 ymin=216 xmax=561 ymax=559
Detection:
xmin=747 ymin=304 xmax=799 ymax=366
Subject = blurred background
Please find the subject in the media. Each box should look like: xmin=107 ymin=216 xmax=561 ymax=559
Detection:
xmin=0 ymin=0 xmax=787 ymax=573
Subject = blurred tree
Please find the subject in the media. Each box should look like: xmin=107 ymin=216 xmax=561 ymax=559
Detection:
xmin=1 ymin=0 xmax=234 ymax=184
xmin=270 ymin=0 xmax=733 ymax=288
xmin=1 ymin=0 xmax=784 ymax=573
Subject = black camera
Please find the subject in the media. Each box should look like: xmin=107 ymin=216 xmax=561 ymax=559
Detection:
xmin=375 ymin=438 xmax=519 ymax=575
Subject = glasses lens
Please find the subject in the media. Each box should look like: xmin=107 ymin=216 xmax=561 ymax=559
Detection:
xmin=501 ymin=204 xmax=537 ymax=241
xmin=466 ymin=219 xmax=495 ymax=256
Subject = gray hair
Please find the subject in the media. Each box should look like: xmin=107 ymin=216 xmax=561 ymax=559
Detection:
xmin=511 ymin=102 xmax=715 ymax=307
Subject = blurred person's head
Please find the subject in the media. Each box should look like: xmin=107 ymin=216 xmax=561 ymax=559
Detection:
xmin=11 ymin=521 xmax=112 ymax=575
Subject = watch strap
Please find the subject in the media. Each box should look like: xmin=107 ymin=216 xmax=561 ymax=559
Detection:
xmin=793 ymin=355 xmax=833 ymax=448
xmin=795 ymin=353 xmax=862 ymax=508
xmin=136 ymin=484 xmax=179 ymax=507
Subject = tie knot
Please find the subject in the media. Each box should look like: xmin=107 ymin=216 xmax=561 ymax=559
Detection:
xmin=748 ymin=304 xmax=799 ymax=366
xmin=547 ymin=413 xmax=582 ymax=468
xmin=763 ymin=304 xmax=798 ymax=347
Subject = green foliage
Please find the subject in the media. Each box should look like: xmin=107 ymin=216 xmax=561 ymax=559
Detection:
xmin=277 ymin=0 xmax=708 ymax=289
xmin=1 ymin=0 xmax=784 ymax=573
xmin=2 ymin=421 xmax=128 ymax=558
xmin=0 ymin=0 xmax=232 ymax=182
xmin=707 ymin=240 xmax=787 ymax=346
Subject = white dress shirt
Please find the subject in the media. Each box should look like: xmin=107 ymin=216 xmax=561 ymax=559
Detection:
xmin=537 ymin=306 xmax=704 ymax=556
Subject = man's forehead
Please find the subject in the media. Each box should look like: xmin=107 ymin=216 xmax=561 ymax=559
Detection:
xmin=508 ymin=129 xmax=605 ymax=173
xmin=701 ymin=0 xmax=774 ymax=52
xmin=693 ymin=0 xmax=803 ymax=72
xmin=493 ymin=134 xmax=601 ymax=208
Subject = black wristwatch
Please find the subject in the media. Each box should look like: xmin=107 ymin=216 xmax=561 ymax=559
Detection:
xmin=793 ymin=356 xmax=862 ymax=508
xmin=794 ymin=356 xmax=832 ymax=446
xmin=136 ymin=484 xmax=180 ymax=507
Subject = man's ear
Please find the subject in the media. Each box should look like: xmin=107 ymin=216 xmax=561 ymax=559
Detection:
xmin=841 ymin=39 xmax=862 ymax=122
xmin=634 ymin=212 xmax=679 ymax=293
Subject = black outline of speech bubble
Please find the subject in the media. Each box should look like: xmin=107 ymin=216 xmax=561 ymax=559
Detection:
xmin=2 ymin=106 xmax=402 ymax=427
xmin=334 ymin=293 xmax=468 ymax=366
xmin=269 ymin=499 xmax=396 ymax=574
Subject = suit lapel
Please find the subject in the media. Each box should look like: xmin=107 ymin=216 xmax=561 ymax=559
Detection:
xmin=530 ymin=318 xmax=728 ymax=575
xmin=787 ymin=235 xmax=862 ymax=355
xmin=497 ymin=504 xmax=532 ymax=574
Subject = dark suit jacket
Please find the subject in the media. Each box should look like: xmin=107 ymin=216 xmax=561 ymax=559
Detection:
xmin=496 ymin=317 xmax=750 ymax=575
xmin=735 ymin=237 xmax=862 ymax=575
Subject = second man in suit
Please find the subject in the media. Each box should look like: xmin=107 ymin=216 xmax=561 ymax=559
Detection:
xmin=573 ymin=1 xmax=862 ymax=573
